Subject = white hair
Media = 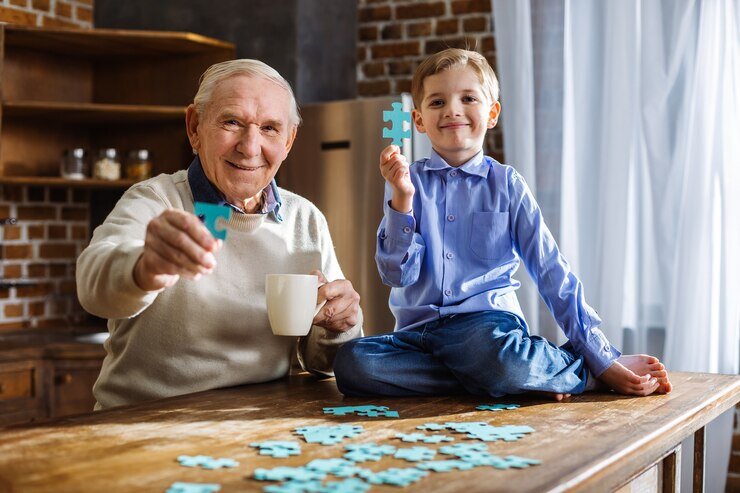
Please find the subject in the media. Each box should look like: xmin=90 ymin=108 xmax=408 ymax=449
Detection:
xmin=193 ymin=59 xmax=301 ymax=127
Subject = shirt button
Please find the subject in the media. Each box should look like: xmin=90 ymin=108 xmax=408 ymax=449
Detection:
xmin=450 ymin=170 xmax=458 ymax=177
xmin=447 ymin=214 xmax=455 ymax=222
xmin=403 ymin=226 xmax=412 ymax=234
xmin=444 ymin=289 xmax=452 ymax=296
xmin=445 ymin=252 xmax=454 ymax=259
xmin=604 ymin=344 xmax=611 ymax=351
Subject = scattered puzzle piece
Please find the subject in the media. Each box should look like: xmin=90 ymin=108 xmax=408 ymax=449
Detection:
xmin=382 ymin=102 xmax=412 ymax=146
xmin=305 ymin=459 xmax=365 ymax=478
xmin=476 ymin=403 xmax=521 ymax=412
xmin=358 ymin=467 xmax=428 ymax=487
xmin=319 ymin=478 xmax=371 ymax=493
xmin=323 ymin=405 xmax=399 ymax=418
xmin=254 ymin=466 xmax=326 ymax=482
xmin=393 ymin=446 xmax=436 ymax=462
xmin=194 ymin=202 xmax=232 ymax=240
xmin=343 ymin=443 xmax=396 ymax=463
xmin=416 ymin=423 xmax=446 ymax=431
xmin=250 ymin=441 xmax=301 ymax=458
xmin=415 ymin=460 xmax=476 ymax=472
xmin=394 ymin=432 xmax=454 ymax=444
xmin=177 ymin=455 xmax=238 ymax=470
xmin=294 ymin=425 xmax=364 ymax=446
xmin=263 ymin=480 xmax=323 ymax=493
xmin=165 ymin=482 xmax=221 ymax=493
xmin=441 ymin=422 xmax=535 ymax=442
xmin=501 ymin=455 xmax=542 ymax=469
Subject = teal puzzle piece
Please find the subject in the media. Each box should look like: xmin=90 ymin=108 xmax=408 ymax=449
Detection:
xmin=358 ymin=467 xmax=428 ymax=487
xmin=165 ymin=482 xmax=221 ymax=493
xmin=177 ymin=455 xmax=238 ymax=470
xmin=476 ymin=403 xmax=521 ymax=412
xmin=382 ymin=102 xmax=411 ymax=146
xmin=294 ymin=425 xmax=364 ymax=445
xmin=323 ymin=405 xmax=399 ymax=418
xmin=393 ymin=446 xmax=436 ymax=462
xmin=250 ymin=441 xmax=301 ymax=458
xmin=194 ymin=202 xmax=231 ymax=240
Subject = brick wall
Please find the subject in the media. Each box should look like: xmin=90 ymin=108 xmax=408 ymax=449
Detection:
xmin=0 ymin=187 xmax=90 ymax=330
xmin=0 ymin=0 xmax=92 ymax=28
xmin=357 ymin=0 xmax=504 ymax=161
xmin=0 ymin=0 xmax=93 ymax=332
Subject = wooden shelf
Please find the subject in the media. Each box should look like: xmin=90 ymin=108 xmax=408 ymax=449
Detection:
xmin=0 ymin=176 xmax=136 ymax=189
xmin=3 ymin=101 xmax=186 ymax=124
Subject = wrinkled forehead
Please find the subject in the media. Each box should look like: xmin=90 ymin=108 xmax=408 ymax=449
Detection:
xmin=207 ymin=74 xmax=293 ymax=121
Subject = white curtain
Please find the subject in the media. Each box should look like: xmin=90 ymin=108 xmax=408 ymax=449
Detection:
xmin=493 ymin=0 xmax=739 ymax=489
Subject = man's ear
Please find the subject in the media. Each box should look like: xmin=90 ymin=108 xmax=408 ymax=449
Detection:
xmin=487 ymin=101 xmax=501 ymax=129
xmin=185 ymin=105 xmax=201 ymax=152
xmin=284 ymin=125 xmax=298 ymax=154
xmin=412 ymin=109 xmax=426 ymax=134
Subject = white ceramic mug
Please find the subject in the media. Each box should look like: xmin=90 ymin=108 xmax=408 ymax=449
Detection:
xmin=266 ymin=274 xmax=326 ymax=336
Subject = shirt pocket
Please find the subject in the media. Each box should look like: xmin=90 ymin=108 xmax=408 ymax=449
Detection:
xmin=469 ymin=211 xmax=512 ymax=261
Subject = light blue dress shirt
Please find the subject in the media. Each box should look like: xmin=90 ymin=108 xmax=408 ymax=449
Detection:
xmin=375 ymin=150 xmax=620 ymax=376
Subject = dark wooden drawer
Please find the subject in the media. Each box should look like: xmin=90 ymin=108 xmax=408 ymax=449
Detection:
xmin=0 ymin=360 xmax=44 ymax=426
xmin=50 ymin=359 xmax=101 ymax=417
xmin=0 ymin=361 xmax=37 ymax=401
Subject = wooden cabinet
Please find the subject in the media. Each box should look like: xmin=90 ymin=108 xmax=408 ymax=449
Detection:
xmin=0 ymin=359 xmax=45 ymax=426
xmin=0 ymin=25 xmax=234 ymax=185
xmin=49 ymin=358 xmax=100 ymax=417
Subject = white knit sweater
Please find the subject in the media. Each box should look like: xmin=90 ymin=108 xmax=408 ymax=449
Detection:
xmin=77 ymin=170 xmax=362 ymax=409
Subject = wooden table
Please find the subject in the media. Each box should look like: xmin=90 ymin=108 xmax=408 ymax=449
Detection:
xmin=0 ymin=371 xmax=736 ymax=493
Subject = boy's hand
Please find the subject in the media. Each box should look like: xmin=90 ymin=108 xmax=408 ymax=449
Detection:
xmin=379 ymin=145 xmax=414 ymax=213
xmin=598 ymin=360 xmax=660 ymax=396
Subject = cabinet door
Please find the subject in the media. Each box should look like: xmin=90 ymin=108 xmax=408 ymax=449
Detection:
xmin=50 ymin=359 xmax=102 ymax=418
xmin=0 ymin=360 xmax=46 ymax=426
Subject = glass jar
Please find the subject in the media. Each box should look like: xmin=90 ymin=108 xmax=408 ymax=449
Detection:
xmin=60 ymin=148 xmax=89 ymax=180
xmin=125 ymin=149 xmax=153 ymax=181
xmin=94 ymin=148 xmax=121 ymax=180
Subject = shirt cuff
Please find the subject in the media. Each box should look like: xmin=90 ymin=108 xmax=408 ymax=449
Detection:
xmin=382 ymin=202 xmax=416 ymax=242
xmin=579 ymin=327 xmax=622 ymax=377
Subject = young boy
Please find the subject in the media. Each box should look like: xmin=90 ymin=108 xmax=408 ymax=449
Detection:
xmin=333 ymin=48 xmax=671 ymax=399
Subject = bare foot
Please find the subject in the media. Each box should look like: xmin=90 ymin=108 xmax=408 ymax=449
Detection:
xmin=532 ymin=391 xmax=571 ymax=401
xmin=617 ymin=354 xmax=672 ymax=393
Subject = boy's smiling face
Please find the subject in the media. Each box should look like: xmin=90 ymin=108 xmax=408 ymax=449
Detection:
xmin=412 ymin=65 xmax=501 ymax=167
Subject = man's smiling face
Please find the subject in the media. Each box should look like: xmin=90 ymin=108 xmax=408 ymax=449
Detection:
xmin=187 ymin=74 xmax=297 ymax=210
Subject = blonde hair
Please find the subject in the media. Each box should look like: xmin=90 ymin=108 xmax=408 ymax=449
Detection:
xmin=411 ymin=48 xmax=499 ymax=109
xmin=193 ymin=59 xmax=301 ymax=127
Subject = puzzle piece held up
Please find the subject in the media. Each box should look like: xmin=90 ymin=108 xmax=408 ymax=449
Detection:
xmin=165 ymin=482 xmax=221 ymax=493
xmin=250 ymin=441 xmax=301 ymax=458
xmin=177 ymin=455 xmax=238 ymax=470
xmin=194 ymin=202 xmax=232 ymax=240
xmin=382 ymin=102 xmax=412 ymax=146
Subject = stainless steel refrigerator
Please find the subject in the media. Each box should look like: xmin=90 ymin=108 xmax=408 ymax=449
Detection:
xmin=278 ymin=95 xmax=431 ymax=335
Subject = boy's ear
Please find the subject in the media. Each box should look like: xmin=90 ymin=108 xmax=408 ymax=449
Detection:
xmin=185 ymin=104 xmax=201 ymax=152
xmin=487 ymin=101 xmax=501 ymax=129
xmin=412 ymin=109 xmax=427 ymax=134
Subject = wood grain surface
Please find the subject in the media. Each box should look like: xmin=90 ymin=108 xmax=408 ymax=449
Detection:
xmin=0 ymin=371 xmax=736 ymax=493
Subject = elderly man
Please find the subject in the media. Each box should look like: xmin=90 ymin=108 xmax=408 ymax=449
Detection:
xmin=77 ymin=59 xmax=362 ymax=409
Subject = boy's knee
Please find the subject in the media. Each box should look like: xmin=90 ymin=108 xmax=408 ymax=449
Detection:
xmin=333 ymin=338 xmax=373 ymax=396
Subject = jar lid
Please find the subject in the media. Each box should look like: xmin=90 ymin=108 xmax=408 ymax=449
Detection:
xmin=128 ymin=149 xmax=150 ymax=161
xmin=69 ymin=148 xmax=86 ymax=158
xmin=100 ymin=148 xmax=118 ymax=158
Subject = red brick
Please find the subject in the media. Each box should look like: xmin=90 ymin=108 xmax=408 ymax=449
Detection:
xmin=3 ymin=225 xmax=21 ymax=240
xmin=59 ymin=280 xmax=77 ymax=295
xmin=49 ymin=264 xmax=68 ymax=277
xmin=357 ymin=46 xmax=368 ymax=62
xmin=8 ymin=0 xmax=28 ymax=7
xmin=436 ymin=18 xmax=459 ymax=35
xmin=2 ymin=187 xmax=23 ymax=202
xmin=0 ymin=6 xmax=37 ymax=25
xmin=0 ymin=205 xmax=10 ymax=218
xmin=396 ymin=2 xmax=446 ymax=20
xmin=362 ymin=61 xmax=386 ymax=78
xmin=28 ymin=301 xmax=45 ymax=317
xmin=407 ymin=21 xmax=432 ymax=38
xmin=31 ymin=0 xmax=50 ymax=11
xmin=76 ymin=0 xmax=92 ymax=5
xmin=55 ymin=0 xmax=72 ymax=18
xmin=49 ymin=188 xmax=69 ymax=203
xmin=388 ymin=60 xmax=415 ymax=76
xmin=0 ymin=288 xmax=8 ymax=300
xmin=381 ymin=24 xmax=402 ymax=40
xmin=17 ymin=206 xmax=56 ymax=220
xmin=732 ymin=452 xmax=740 ymax=474
xmin=359 ymin=25 xmax=378 ymax=41
xmin=39 ymin=243 xmax=77 ymax=259
xmin=27 ymin=225 xmax=45 ymax=239
xmin=4 ymin=304 xmax=23 ymax=318
xmin=26 ymin=263 xmax=47 ymax=277
xmin=463 ymin=16 xmax=489 ymax=32
xmin=358 ymin=5 xmax=391 ymax=22
xmin=75 ymin=5 xmax=92 ymax=23
xmin=358 ymin=79 xmax=392 ymax=97
xmin=3 ymin=244 xmax=32 ymax=259
xmin=16 ymin=283 xmax=53 ymax=298
xmin=482 ymin=35 xmax=495 ymax=53
xmin=395 ymin=78 xmax=412 ymax=93
xmin=451 ymin=0 xmax=492 ymax=15
xmin=48 ymin=224 xmax=68 ymax=239
xmin=0 ymin=321 xmax=28 ymax=331
xmin=49 ymin=298 xmax=71 ymax=316
xmin=42 ymin=15 xmax=79 ymax=28
xmin=371 ymin=41 xmax=421 ymax=59
xmin=3 ymin=264 xmax=22 ymax=279
xmin=71 ymin=225 xmax=88 ymax=240
xmin=61 ymin=207 xmax=87 ymax=221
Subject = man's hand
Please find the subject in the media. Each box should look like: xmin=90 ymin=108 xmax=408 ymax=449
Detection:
xmin=379 ymin=145 xmax=415 ymax=213
xmin=133 ymin=208 xmax=221 ymax=292
xmin=598 ymin=360 xmax=660 ymax=396
xmin=311 ymin=270 xmax=360 ymax=333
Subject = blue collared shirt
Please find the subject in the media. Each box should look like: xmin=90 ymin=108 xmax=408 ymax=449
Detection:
xmin=375 ymin=150 xmax=620 ymax=376
xmin=187 ymin=156 xmax=283 ymax=222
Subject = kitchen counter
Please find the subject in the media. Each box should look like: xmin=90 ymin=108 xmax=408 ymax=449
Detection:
xmin=0 ymin=371 xmax=736 ymax=492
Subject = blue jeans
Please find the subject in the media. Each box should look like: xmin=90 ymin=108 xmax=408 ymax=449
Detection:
xmin=334 ymin=311 xmax=589 ymax=397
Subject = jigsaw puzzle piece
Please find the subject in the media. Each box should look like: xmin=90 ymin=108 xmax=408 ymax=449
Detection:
xmin=294 ymin=425 xmax=364 ymax=445
xmin=415 ymin=460 xmax=476 ymax=472
xmin=319 ymin=478 xmax=371 ymax=493
xmin=358 ymin=467 xmax=428 ymax=487
xmin=254 ymin=466 xmax=326 ymax=482
xmin=177 ymin=455 xmax=238 ymax=470
xmin=382 ymin=102 xmax=412 ymax=146
xmin=263 ymin=480 xmax=324 ymax=493
xmin=476 ymin=403 xmax=520 ymax=412
xmin=393 ymin=446 xmax=436 ymax=462
xmin=165 ymin=482 xmax=221 ymax=493
xmin=250 ymin=441 xmax=301 ymax=458
xmin=194 ymin=202 xmax=232 ymax=240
